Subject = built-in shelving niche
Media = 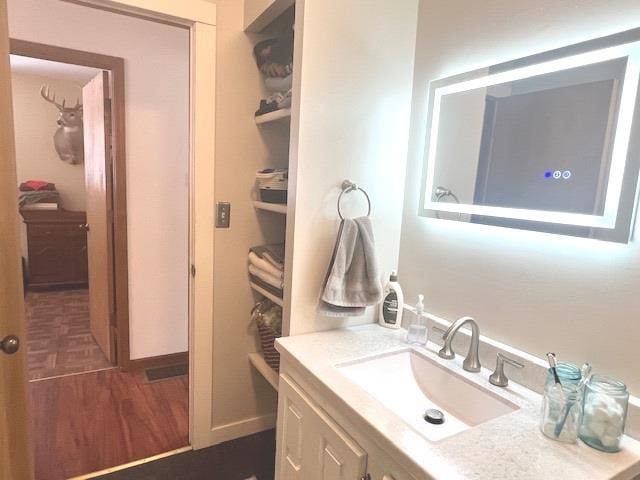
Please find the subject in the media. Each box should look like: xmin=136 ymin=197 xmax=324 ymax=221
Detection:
xmin=247 ymin=0 xmax=295 ymax=392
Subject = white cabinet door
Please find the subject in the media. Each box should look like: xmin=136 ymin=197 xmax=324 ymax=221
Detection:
xmin=277 ymin=374 xmax=368 ymax=480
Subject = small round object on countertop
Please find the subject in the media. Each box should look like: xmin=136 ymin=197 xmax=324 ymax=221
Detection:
xmin=424 ymin=408 xmax=445 ymax=425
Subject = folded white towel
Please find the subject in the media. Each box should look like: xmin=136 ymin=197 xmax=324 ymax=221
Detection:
xmin=249 ymin=264 xmax=284 ymax=290
xmin=249 ymin=251 xmax=283 ymax=280
xmin=250 ymin=244 xmax=285 ymax=270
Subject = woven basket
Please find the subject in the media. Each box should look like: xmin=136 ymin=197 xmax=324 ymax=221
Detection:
xmin=257 ymin=321 xmax=281 ymax=371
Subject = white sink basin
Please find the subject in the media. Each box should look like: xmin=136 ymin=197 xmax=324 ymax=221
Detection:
xmin=337 ymin=349 xmax=519 ymax=442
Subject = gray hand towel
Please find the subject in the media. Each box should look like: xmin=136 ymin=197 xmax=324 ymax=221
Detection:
xmin=318 ymin=216 xmax=382 ymax=317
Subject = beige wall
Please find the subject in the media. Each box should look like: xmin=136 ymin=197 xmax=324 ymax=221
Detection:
xmin=205 ymin=0 xmax=281 ymax=433
xmin=8 ymin=0 xmax=190 ymax=360
xmin=285 ymin=0 xmax=419 ymax=336
xmin=12 ymin=72 xmax=86 ymax=212
xmin=399 ymin=0 xmax=640 ymax=394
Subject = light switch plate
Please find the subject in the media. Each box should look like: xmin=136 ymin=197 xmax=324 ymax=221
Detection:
xmin=216 ymin=202 xmax=231 ymax=228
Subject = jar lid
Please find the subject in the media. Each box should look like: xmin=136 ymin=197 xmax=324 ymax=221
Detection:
xmin=587 ymin=374 xmax=628 ymax=394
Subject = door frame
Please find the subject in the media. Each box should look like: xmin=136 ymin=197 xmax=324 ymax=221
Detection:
xmin=9 ymin=39 xmax=131 ymax=369
xmin=60 ymin=0 xmax=218 ymax=449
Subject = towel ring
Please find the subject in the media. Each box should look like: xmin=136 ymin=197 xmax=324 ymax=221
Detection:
xmin=337 ymin=180 xmax=371 ymax=220
xmin=434 ymin=186 xmax=461 ymax=220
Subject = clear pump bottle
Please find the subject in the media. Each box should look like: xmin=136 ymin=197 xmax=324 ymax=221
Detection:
xmin=406 ymin=294 xmax=428 ymax=346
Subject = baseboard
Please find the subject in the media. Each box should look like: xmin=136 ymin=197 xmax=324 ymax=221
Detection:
xmin=192 ymin=413 xmax=277 ymax=450
xmin=127 ymin=351 xmax=189 ymax=371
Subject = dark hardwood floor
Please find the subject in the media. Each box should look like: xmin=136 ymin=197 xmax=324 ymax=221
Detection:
xmin=29 ymin=368 xmax=188 ymax=480
xmin=95 ymin=430 xmax=276 ymax=480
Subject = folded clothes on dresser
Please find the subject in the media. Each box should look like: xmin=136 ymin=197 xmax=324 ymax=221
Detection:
xmin=18 ymin=189 xmax=60 ymax=207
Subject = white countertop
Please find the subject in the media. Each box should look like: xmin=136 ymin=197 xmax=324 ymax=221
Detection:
xmin=276 ymin=324 xmax=640 ymax=480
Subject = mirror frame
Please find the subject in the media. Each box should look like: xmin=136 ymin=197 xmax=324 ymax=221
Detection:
xmin=420 ymin=28 xmax=640 ymax=236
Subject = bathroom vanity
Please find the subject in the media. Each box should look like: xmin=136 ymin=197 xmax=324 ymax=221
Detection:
xmin=274 ymin=325 xmax=640 ymax=479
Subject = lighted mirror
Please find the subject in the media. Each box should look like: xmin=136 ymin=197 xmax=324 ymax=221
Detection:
xmin=420 ymin=31 xmax=640 ymax=242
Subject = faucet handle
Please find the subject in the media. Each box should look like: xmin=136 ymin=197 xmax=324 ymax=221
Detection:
xmin=489 ymin=353 xmax=524 ymax=387
xmin=433 ymin=326 xmax=455 ymax=359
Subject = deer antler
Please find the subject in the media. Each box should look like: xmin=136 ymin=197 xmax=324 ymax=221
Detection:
xmin=40 ymin=85 xmax=65 ymax=110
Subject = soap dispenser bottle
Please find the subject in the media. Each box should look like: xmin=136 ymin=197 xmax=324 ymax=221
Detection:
xmin=406 ymin=294 xmax=428 ymax=345
xmin=379 ymin=271 xmax=403 ymax=329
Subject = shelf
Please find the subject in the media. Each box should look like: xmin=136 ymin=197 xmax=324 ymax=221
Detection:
xmin=244 ymin=0 xmax=295 ymax=33
xmin=250 ymin=281 xmax=284 ymax=307
xmin=249 ymin=352 xmax=279 ymax=391
xmin=253 ymin=201 xmax=287 ymax=214
xmin=255 ymin=108 xmax=291 ymax=125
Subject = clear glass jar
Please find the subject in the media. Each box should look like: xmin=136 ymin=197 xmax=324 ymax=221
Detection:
xmin=579 ymin=375 xmax=629 ymax=453
xmin=540 ymin=363 xmax=583 ymax=443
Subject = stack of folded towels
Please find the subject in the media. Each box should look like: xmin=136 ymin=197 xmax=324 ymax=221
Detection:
xmin=18 ymin=180 xmax=60 ymax=209
xmin=248 ymin=244 xmax=285 ymax=298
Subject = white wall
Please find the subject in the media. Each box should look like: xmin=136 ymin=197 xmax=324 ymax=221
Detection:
xmin=8 ymin=0 xmax=190 ymax=359
xmin=12 ymin=72 xmax=87 ymax=212
xmin=399 ymin=0 xmax=640 ymax=394
xmin=285 ymin=0 xmax=419 ymax=335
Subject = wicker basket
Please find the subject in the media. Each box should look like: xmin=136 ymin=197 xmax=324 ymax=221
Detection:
xmin=256 ymin=321 xmax=281 ymax=371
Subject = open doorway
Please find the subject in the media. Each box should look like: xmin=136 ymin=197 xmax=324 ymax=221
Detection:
xmin=7 ymin=3 xmax=191 ymax=475
xmin=0 ymin=0 xmax=220 ymax=478
xmin=11 ymin=50 xmax=119 ymax=379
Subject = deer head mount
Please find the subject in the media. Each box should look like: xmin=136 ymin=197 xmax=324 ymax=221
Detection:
xmin=40 ymin=85 xmax=84 ymax=165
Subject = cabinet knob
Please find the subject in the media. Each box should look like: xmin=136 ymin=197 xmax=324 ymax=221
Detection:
xmin=79 ymin=223 xmax=90 ymax=232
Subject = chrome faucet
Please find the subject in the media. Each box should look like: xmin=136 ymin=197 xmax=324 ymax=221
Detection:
xmin=438 ymin=316 xmax=481 ymax=372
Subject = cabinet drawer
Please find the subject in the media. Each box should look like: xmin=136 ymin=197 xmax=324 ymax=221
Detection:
xmin=26 ymin=225 xmax=88 ymax=287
